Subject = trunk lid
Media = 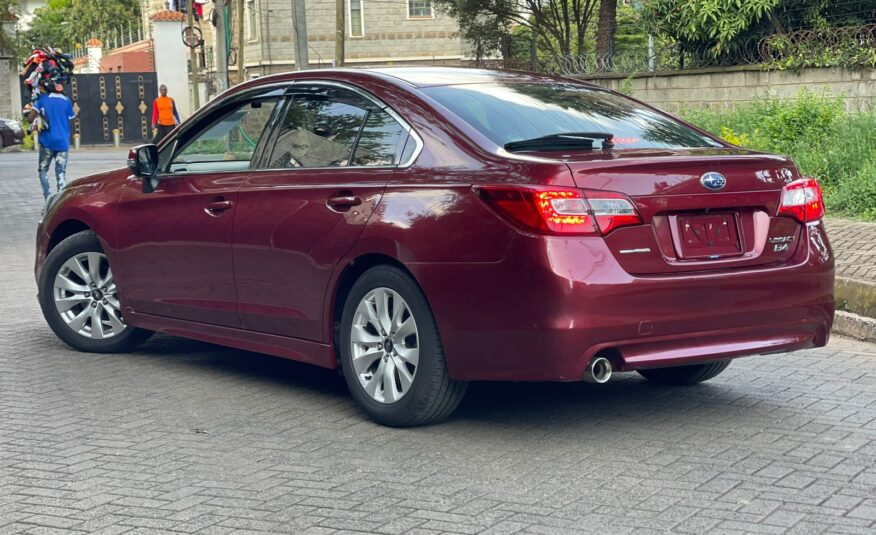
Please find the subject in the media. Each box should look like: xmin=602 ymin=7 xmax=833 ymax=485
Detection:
xmin=560 ymin=148 xmax=805 ymax=274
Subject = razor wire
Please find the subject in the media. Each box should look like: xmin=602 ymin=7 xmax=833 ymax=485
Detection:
xmin=475 ymin=24 xmax=876 ymax=75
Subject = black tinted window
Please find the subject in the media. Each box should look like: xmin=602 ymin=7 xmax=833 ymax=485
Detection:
xmin=352 ymin=110 xmax=407 ymax=166
xmin=269 ymin=87 xmax=369 ymax=168
xmin=423 ymin=82 xmax=720 ymax=150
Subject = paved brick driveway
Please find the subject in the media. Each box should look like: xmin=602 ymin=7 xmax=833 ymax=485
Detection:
xmin=1 ymin=150 xmax=876 ymax=534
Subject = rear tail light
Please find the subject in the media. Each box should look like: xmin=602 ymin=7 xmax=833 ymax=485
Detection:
xmin=475 ymin=186 xmax=642 ymax=236
xmin=777 ymin=178 xmax=825 ymax=223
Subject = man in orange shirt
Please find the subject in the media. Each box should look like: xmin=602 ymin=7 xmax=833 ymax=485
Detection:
xmin=151 ymin=85 xmax=182 ymax=144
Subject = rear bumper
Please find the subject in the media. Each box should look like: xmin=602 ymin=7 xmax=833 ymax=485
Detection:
xmin=412 ymin=221 xmax=834 ymax=381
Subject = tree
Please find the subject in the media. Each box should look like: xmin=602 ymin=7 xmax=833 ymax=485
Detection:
xmin=0 ymin=0 xmax=21 ymax=56
xmin=641 ymin=0 xmax=876 ymax=57
xmin=434 ymin=0 xmax=600 ymax=59
xmin=24 ymin=0 xmax=141 ymax=52
xmin=22 ymin=0 xmax=69 ymax=51
xmin=641 ymin=0 xmax=781 ymax=55
xmin=595 ymin=0 xmax=616 ymax=67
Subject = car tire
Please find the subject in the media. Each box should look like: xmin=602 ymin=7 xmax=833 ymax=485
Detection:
xmin=339 ymin=265 xmax=467 ymax=427
xmin=38 ymin=230 xmax=152 ymax=353
xmin=637 ymin=360 xmax=731 ymax=386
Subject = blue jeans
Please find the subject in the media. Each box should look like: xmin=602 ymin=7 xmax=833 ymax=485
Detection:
xmin=38 ymin=147 xmax=69 ymax=199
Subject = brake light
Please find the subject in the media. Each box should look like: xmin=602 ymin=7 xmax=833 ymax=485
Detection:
xmin=475 ymin=186 xmax=641 ymax=236
xmin=777 ymin=178 xmax=825 ymax=223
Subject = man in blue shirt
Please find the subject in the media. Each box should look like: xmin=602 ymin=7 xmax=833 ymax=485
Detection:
xmin=26 ymin=88 xmax=76 ymax=199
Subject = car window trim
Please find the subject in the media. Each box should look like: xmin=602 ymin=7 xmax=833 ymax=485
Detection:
xmin=252 ymin=79 xmax=423 ymax=172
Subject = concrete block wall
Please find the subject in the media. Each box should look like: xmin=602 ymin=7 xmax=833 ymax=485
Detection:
xmin=0 ymin=57 xmax=21 ymax=119
xmin=580 ymin=66 xmax=876 ymax=113
xmin=243 ymin=0 xmax=463 ymax=74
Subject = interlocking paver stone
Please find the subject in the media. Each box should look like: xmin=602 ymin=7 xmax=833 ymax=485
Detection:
xmin=824 ymin=218 xmax=876 ymax=283
xmin=1 ymin=149 xmax=876 ymax=533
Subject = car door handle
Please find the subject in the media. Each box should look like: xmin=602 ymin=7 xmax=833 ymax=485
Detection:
xmin=205 ymin=199 xmax=233 ymax=214
xmin=327 ymin=195 xmax=363 ymax=209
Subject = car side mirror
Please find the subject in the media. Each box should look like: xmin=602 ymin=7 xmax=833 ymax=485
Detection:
xmin=127 ymin=144 xmax=159 ymax=193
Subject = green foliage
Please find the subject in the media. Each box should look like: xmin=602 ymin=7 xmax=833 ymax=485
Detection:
xmin=764 ymin=31 xmax=876 ymax=71
xmin=641 ymin=0 xmax=780 ymax=54
xmin=0 ymin=0 xmax=22 ymax=57
xmin=434 ymin=0 xmax=600 ymax=59
xmin=24 ymin=0 xmax=141 ymax=51
xmin=828 ymin=159 xmax=876 ymax=220
xmin=681 ymin=91 xmax=876 ymax=221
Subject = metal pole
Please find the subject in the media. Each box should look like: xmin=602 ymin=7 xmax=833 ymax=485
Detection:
xmin=187 ymin=2 xmax=201 ymax=110
xmin=237 ymin=0 xmax=245 ymax=82
xmin=292 ymin=0 xmax=309 ymax=70
xmin=215 ymin=0 xmax=229 ymax=91
xmin=335 ymin=0 xmax=345 ymax=67
xmin=648 ymin=34 xmax=655 ymax=71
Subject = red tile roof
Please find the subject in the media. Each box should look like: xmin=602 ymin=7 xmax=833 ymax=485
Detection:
xmin=150 ymin=10 xmax=186 ymax=22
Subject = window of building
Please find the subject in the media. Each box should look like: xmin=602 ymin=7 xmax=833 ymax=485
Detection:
xmin=246 ymin=0 xmax=259 ymax=41
xmin=349 ymin=0 xmax=364 ymax=38
xmin=407 ymin=0 xmax=433 ymax=19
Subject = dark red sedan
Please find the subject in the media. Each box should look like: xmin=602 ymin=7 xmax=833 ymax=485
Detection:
xmin=36 ymin=68 xmax=834 ymax=426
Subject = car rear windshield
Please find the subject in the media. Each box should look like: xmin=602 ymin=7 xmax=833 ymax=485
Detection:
xmin=422 ymin=82 xmax=721 ymax=150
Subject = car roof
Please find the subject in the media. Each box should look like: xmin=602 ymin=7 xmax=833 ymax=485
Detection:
xmin=369 ymin=67 xmax=572 ymax=88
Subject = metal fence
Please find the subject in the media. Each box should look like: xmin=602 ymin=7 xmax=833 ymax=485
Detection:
xmin=476 ymin=24 xmax=876 ymax=76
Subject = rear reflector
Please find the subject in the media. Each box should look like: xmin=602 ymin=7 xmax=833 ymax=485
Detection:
xmin=777 ymin=178 xmax=825 ymax=223
xmin=587 ymin=192 xmax=643 ymax=234
xmin=475 ymin=186 xmax=641 ymax=236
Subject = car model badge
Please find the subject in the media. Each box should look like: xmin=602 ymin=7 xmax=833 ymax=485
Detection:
xmin=700 ymin=172 xmax=727 ymax=191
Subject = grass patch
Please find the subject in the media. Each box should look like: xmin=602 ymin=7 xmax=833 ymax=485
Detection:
xmin=680 ymin=91 xmax=876 ymax=221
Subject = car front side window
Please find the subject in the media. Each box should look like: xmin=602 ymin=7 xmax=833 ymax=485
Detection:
xmin=165 ymin=96 xmax=279 ymax=174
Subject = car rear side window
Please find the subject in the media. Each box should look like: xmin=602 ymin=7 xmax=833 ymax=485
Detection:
xmin=422 ymin=82 xmax=721 ymax=150
xmin=267 ymin=86 xmax=407 ymax=168
xmin=352 ymin=110 xmax=407 ymax=166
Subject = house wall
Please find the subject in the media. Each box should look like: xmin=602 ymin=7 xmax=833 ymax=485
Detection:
xmin=243 ymin=0 xmax=463 ymax=75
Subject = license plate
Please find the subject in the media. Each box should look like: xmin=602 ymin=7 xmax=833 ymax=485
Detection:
xmin=674 ymin=212 xmax=742 ymax=259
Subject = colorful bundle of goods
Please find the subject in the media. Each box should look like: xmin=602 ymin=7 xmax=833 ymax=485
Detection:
xmin=22 ymin=47 xmax=75 ymax=102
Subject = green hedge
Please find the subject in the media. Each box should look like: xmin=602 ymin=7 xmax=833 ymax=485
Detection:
xmin=680 ymin=90 xmax=876 ymax=221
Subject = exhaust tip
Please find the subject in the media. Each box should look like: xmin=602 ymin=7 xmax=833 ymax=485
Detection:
xmin=585 ymin=356 xmax=613 ymax=384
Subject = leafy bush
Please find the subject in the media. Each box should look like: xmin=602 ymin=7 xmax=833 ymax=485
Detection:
xmin=681 ymin=91 xmax=876 ymax=221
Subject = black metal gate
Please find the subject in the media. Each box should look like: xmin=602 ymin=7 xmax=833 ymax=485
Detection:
xmin=21 ymin=72 xmax=158 ymax=145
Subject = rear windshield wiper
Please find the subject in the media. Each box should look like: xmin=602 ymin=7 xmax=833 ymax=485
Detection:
xmin=504 ymin=132 xmax=614 ymax=152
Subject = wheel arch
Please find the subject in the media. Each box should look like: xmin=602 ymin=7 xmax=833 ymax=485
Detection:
xmin=48 ymin=219 xmax=92 ymax=253
xmin=329 ymin=253 xmax=417 ymax=350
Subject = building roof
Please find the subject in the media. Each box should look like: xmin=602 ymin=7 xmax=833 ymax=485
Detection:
xmin=86 ymin=38 xmax=103 ymax=47
xmin=150 ymin=9 xmax=186 ymax=22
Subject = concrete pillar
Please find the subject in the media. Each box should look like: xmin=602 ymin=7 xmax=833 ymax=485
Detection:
xmin=85 ymin=38 xmax=103 ymax=73
xmin=0 ymin=20 xmax=20 ymax=119
xmin=150 ymin=10 xmax=191 ymax=117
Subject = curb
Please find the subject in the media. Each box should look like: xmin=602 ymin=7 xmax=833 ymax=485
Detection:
xmin=833 ymin=311 xmax=876 ymax=343
xmin=836 ymin=277 xmax=876 ymax=319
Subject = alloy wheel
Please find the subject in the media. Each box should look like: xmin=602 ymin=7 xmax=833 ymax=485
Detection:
xmin=350 ymin=287 xmax=419 ymax=404
xmin=53 ymin=252 xmax=126 ymax=339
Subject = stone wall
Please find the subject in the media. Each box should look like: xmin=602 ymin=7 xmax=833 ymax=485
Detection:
xmin=579 ymin=66 xmax=876 ymax=113
xmin=0 ymin=56 xmax=20 ymax=119
xmin=243 ymin=0 xmax=464 ymax=75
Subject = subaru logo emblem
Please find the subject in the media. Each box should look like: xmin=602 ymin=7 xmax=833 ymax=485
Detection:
xmin=700 ymin=172 xmax=727 ymax=191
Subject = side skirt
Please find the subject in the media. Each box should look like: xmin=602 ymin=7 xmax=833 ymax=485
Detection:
xmin=125 ymin=310 xmax=337 ymax=369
